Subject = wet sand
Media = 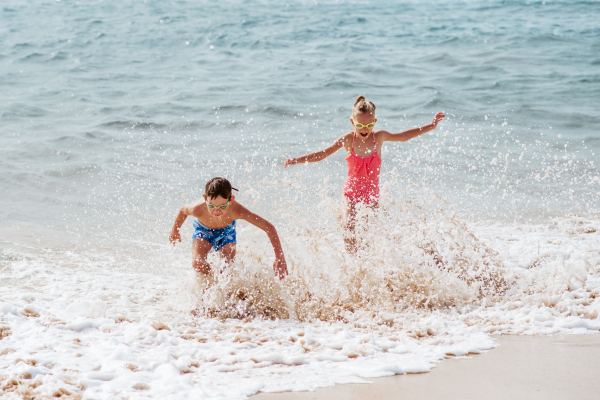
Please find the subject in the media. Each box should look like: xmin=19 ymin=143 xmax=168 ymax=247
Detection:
xmin=252 ymin=334 xmax=600 ymax=400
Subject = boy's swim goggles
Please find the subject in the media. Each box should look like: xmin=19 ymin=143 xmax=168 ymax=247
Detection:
xmin=207 ymin=200 xmax=230 ymax=210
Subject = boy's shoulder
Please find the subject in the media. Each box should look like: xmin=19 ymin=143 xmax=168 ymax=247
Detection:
xmin=228 ymin=200 xmax=265 ymax=222
xmin=188 ymin=199 xmax=207 ymax=215
xmin=228 ymin=199 xmax=249 ymax=217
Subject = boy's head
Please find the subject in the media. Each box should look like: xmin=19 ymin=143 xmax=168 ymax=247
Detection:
xmin=203 ymin=177 xmax=235 ymax=219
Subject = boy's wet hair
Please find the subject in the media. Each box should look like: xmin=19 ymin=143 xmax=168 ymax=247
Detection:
xmin=353 ymin=95 xmax=376 ymax=118
xmin=205 ymin=177 xmax=234 ymax=200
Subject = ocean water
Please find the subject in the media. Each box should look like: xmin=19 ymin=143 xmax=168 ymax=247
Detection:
xmin=1 ymin=0 xmax=600 ymax=398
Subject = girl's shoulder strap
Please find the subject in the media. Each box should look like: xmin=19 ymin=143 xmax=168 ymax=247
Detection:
xmin=351 ymin=132 xmax=356 ymax=152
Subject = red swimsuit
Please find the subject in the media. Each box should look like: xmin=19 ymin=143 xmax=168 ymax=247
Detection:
xmin=342 ymin=133 xmax=382 ymax=205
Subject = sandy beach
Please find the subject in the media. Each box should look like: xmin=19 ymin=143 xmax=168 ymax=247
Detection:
xmin=253 ymin=334 xmax=600 ymax=400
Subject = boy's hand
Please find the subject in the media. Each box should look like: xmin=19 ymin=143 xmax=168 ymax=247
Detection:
xmin=169 ymin=229 xmax=181 ymax=246
xmin=431 ymin=112 xmax=445 ymax=127
xmin=273 ymin=258 xmax=288 ymax=280
xmin=284 ymin=158 xmax=298 ymax=168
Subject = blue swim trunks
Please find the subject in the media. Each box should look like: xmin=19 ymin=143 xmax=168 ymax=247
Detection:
xmin=192 ymin=219 xmax=237 ymax=251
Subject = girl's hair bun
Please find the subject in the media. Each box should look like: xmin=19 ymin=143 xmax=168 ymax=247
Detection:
xmin=354 ymin=95 xmax=366 ymax=106
xmin=353 ymin=95 xmax=376 ymax=116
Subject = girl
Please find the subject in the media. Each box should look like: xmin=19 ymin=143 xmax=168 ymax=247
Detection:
xmin=284 ymin=95 xmax=445 ymax=249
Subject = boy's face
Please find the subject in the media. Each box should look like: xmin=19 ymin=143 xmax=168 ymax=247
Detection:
xmin=203 ymin=194 xmax=233 ymax=220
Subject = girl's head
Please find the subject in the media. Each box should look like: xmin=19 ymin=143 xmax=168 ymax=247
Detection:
xmin=352 ymin=95 xmax=376 ymax=118
xmin=351 ymin=95 xmax=377 ymax=139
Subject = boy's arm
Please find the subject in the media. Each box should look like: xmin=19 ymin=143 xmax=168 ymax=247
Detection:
xmin=169 ymin=203 xmax=196 ymax=245
xmin=237 ymin=206 xmax=288 ymax=280
xmin=284 ymin=136 xmax=345 ymax=167
xmin=380 ymin=112 xmax=445 ymax=142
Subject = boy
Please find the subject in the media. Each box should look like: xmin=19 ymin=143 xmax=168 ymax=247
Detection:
xmin=169 ymin=177 xmax=288 ymax=280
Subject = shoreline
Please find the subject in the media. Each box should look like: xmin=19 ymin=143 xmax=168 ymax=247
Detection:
xmin=252 ymin=334 xmax=600 ymax=400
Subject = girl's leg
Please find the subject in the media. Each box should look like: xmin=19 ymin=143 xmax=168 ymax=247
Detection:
xmin=341 ymin=195 xmax=357 ymax=229
xmin=342 ymin=197 xmax=379 ymax=253
xmin=342 ymin=196 xmax=357 ymax=252
xmin=192 ymin=238 xmax=213 ymax=274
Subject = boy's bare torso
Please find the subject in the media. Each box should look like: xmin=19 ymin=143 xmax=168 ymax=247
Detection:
xmin=189 ymin=199 xmax=243 ymax=229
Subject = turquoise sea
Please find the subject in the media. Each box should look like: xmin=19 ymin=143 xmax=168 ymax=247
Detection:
xmin=2 ymin=0 xmax=599 ymax=236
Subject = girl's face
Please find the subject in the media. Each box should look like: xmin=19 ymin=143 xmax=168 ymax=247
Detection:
xmin=350 ymin=112 xmax=377 ymax=140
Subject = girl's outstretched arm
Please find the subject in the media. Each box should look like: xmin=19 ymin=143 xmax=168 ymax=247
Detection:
xmin=380 ymin=112 xmax=445 ymax=142
xmin=284 ymin=136 xmax=345 ymax=167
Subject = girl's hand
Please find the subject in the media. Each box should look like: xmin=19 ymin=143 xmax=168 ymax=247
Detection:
xmin=284 ymin=158 xmax=298 ymax=168
xmin=431 ymin=112 xmax=445 ymax=127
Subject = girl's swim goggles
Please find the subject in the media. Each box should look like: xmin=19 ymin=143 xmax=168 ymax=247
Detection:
xmin=354 ymin=121 xmax=376 ymax=129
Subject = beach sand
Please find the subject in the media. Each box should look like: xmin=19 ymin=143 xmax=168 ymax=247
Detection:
xmin=252 ymin=334 xmax=600 ymax=400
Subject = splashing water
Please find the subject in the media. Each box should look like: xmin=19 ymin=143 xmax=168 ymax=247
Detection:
xmin=188 ymin=174 xmax=599 ymax=329
xmin=2 ymin=173 xmax=600 ymax=399
xmin=195 ymin=177 xmax=507 ymax=323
